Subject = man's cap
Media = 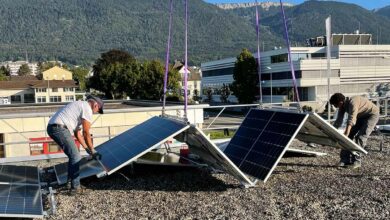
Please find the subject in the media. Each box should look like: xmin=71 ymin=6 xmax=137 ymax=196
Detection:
xmin=87 ymin=95 xmax=104 ymax=114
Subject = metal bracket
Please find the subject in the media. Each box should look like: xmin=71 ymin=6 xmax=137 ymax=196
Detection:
xmin=47 ymin=187 xmax=57 ymax=215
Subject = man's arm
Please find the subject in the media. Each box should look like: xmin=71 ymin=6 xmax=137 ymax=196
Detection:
xmin=74 ymin=129 xmax=88 ymax=150
xmin=81 ymin=118 xmax=94 ymax=153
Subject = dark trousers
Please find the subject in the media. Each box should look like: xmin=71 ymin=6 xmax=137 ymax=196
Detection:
xmin=340 ymin=114 xmax=379 ymax=163
xmin=47 ymin=125 xmax=81 ymax=188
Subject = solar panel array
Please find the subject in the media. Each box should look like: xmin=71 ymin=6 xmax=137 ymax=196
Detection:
xmin=95 ymin=116 xmax=189 ymax=174
xmin=0 ymin=184 xmax=43 ymax=218
xmin=0 ymin=165 xmax=39 ymax=185
xmin=0 ymin=165 xmax=43 ymax=218
xmin=224 ymin=109 xmax=307 ymax=182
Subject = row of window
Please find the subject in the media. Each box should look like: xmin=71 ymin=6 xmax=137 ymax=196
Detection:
xmin=11 ymin=94 xmax=75 ymax=103
xmin=35 ymin=88 xmax=74 ymax=93
xmin=36 ymin=95 xmax=74 ymax=103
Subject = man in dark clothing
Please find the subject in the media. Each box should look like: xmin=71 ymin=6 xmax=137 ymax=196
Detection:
xmin=329 ymin=93 xmax=379 ymax=169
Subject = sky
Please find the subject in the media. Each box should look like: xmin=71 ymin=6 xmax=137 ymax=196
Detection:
xmin=204 ymin=0 xmax=390 ymax=10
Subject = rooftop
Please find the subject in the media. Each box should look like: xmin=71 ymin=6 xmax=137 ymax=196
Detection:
xmin=14 ymin=136 xmax=390 ymax=219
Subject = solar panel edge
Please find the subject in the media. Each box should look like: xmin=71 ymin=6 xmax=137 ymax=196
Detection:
xmin=192 ymin=126 xmax=255 ymax=187
xmin=262 ymin=113 xmax=309 ymax=182
xmin=105 ymin=124 xmax=191 ymax=176
xmin=310 ymin=113 xmax=367 ymax=154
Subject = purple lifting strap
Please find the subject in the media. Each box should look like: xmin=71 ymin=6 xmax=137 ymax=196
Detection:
xmin=255 ymin=0 xmax=263 ymax=104
xmin=162 ymin=0 xmax=174 ymax=114
xmin=184 ymin=0 xmax=189 ymax=119
xmin=279 ymin=0 xmax=301 ymax=104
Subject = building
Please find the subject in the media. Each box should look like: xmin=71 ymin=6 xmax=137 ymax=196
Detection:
xmin=0 ymin=61 xmax=39 ymax=76
xmin=173 ymin=60 xmax=202 ymax=100
xmin=0 ymin=66 xmax=77 ymax=104
xmin=201 ymin=44 xmax=390 ymax=107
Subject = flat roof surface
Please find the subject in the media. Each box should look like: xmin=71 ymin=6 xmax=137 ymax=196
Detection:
xmin=13 ymin=136 xmax=390 ymax=219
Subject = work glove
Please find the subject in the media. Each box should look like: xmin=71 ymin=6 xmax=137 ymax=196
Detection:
xmin=85 ymin=148 xmax=102 ymax=160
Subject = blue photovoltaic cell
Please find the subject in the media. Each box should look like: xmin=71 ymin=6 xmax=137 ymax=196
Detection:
xmin=97 ymin=116 xmax=188 ymax=173
xmin=224 ymin=109 xmax=307 ymax=181
xmin=0 ymin=165 xmax=39 ymax=185
xmin=0 ymin=184 xmax=43 ymax=217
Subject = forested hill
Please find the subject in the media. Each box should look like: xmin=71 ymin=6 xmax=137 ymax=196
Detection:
xmin=221 ymin=1 xmax=390 ymax=46
xmin=1 ymin=0 xmax=390 ymax=66
xmin=0 ymin=0 xmax=282 ymax=65
xmin=376 ymin=6 xmax=390 ymax=19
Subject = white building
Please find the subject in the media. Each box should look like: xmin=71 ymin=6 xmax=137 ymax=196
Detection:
xmin=201 ymin=44 xmax=390 ymax=106
xmin=0 ymin=61 xmax=39 ymax=76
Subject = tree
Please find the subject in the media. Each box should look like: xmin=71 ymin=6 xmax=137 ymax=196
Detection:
xmin=220 ymin=83 xmax=230 ymax=103
xmin=206 ymin=87 xmax=213 ymax=103
xmin=18 ymin=64 xmax=31 ymax=76
xmin=72 ymin=66 xmax=89 ymax=91
xmin=230 ymin=48 xmax=259 ymax=104
xmin=89 ymin=49 xmax=136 ymax=99
xmin=136 ymin=60 xmax=181 ymax=100
xmin=0 ymin=66 xmax=10 ymax=81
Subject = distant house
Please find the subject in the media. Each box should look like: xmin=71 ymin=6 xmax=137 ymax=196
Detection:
xmin=173 ymin=60 xmax=202 ymax=99
xmin=0 ymin=66 xmax=77 ymax=104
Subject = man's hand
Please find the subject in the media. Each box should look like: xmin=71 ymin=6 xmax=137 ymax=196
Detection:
xmin=92 ymin=152 xmax=102 ymax=160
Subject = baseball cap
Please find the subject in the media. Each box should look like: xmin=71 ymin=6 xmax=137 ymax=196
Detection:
xmin=87 ymin=95 xmax=104 ymax=114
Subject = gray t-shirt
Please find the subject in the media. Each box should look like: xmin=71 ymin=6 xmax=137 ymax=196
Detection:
xmin=48 ymin=101 xmax=93 ymax=132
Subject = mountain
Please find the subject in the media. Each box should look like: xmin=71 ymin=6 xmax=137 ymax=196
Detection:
xmin=1 ymin=0 xmax=389 ymax=66
xmin=215 ymin=2 xmax=293 ymax=23
xmin=0 ymin=0 xmax=281 ymax=65
xmin=376 ymin=6 xmax=390 ymax=19
xmin=221 ymin=1 xmax=390 ymax=46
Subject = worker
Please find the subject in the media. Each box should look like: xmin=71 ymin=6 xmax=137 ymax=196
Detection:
xmin=329 ymin=93 xmax=379 ymax=169
xmin=47 ymin=95 xmax=103 ymax=194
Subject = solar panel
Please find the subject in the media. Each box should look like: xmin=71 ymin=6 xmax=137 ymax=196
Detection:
xmin=96 ymin=116 xmax=189 ymax=175
xmin=176 ymin=126 xmax=255 ymax=186
xmin=0 ymin=184 xmax=43 ymax=218
xmin=224 ymin=109 xmax=308 ymax=182
xmin=54 ymin=157 xmax=106 ymax=185
xmin=296 ymin=113 xmax=367 ymax=154
xmin=0 ymin=165 xmax=39 ymax=186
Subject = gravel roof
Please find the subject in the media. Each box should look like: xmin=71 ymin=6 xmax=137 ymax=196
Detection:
xmin=14 ymin=135 xmax=390 ymax=220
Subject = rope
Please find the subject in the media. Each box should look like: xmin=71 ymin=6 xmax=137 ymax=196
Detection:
xmin=184 ymin=0 xmax=189 ymax=120
xmin=255 ymin=0 xmax=263 ymax=106
xmin=162 ymin=0 xmax=174 ymax=116
xmin=279 ymin=0 xmax=301 ymax=109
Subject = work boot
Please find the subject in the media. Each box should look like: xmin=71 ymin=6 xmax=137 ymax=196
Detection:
xmin=69 ymin=187 xmax=82 ymax=196
xmin=350 ymin=161 xmax=361 ymax=169
xmin=337 ymin=161 xmax=349 ymax=168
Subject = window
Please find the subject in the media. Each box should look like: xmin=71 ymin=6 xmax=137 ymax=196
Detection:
xmin=64 ymin=87 xmax=74 ymax=92
xmin=48 ymin=142 xmax=61 ymax=153
xmin=11 ymin=95 xmax=21 ymax=103
xmin=0 ymin=134 xmax=4 ymax=158
xmin=35 ymin=88 xmax=47 ymax=93
xmin=50 ymin=96 xmax=62 ymax=103
xmin=52 ymin=88 xmax=58 ymax=92
xmin=65 ymin=95 xmax=74 ymax=102
xmin=37 ymin=96 xmax=46 ymax=103
xmin=24 ymin=94 xmax=35 ymax=103
xmin=203 ymin=67 xmax=234 ymax=77
xmin=271 ymin=54 xmax=288 ymax=63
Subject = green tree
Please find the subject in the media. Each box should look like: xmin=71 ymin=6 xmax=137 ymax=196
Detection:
xmin=230 ymin=49 xmax=259 ymax=104
xmin=220 ymin=83 xmax=230 ymax=103
xmin=18 ymin=64 xmax=31 ymax=76
xmin=89 ymin=49 xmax=136 ymax=99
xmin=0 ymin=66 xmax=10 ymax=81
xmin=137 ymin=60 xmax=181 ymax=100
xmin=72 ymin=66 xmax=89 ymax=91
